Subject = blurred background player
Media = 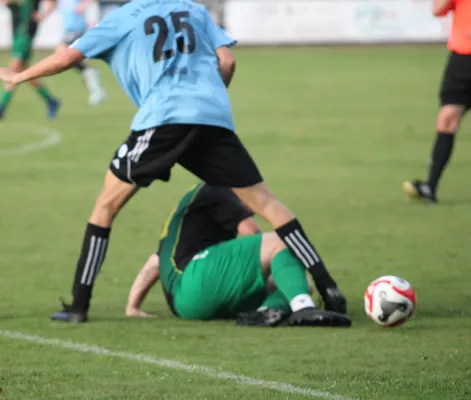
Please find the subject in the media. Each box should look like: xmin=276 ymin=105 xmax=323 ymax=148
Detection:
xmin=124 ymin=183 xmax=351 ymax=327
xmin=0 ymin=0 xmax=60 ymax=119
xmin=403 ymin=0 xmax=471 ymax=203
xmin=54 ymin=0 xmax=106 ymax=105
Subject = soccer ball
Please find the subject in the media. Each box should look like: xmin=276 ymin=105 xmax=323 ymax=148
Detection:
xmin=364 ymin=275 xmax=416 ymax=327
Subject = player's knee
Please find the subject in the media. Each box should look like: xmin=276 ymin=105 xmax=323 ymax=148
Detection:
xmin=235 ymin=183 xmax=296 ymax=228
xmin=90 ymin=170 xmax=137 ymax=224
xmin=94 ymin=194 xmax=121 ymax=217
xmin=89 ymin=191 xmax=122 ymax=225
xmin=236 ymin=183 xmax=277 ymax=214
xmin=436 ymin=106 xmax=463 ymax=132
xmin=260 ymin=232 xmax=287 ymax=277
xmin=263 ymin=232 xmax=287 ymax=260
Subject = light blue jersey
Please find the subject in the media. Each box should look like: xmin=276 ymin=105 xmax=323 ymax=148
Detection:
xmin=58 ymin=0 xmax=87 ymax=34
xmin=71 ymin=0 xmax=236 ymax=132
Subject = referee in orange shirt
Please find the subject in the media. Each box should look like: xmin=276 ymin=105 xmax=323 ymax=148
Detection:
xmin=403 ymin=0 xmax=471 ymax=203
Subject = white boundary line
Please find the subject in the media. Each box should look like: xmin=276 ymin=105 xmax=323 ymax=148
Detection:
xmin=0 ymin=330 xmax=359 ymax=400
xmin=0 ymin=124 xmax=62 ymax=158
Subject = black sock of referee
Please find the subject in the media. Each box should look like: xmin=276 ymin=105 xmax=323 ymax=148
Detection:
xmin=427 ymin=132 xmax=455 ymax=194
xmin=71 ymin=223 xmax=111 ymax=312
xmin=275 ymin=219 xmax=337 ymax=295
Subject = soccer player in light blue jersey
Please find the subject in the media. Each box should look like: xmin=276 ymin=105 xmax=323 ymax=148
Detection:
xmin=0 ymin=0 xmax=348 ymax=325
xmin=56 ymin=0 xmax=106 ymax=105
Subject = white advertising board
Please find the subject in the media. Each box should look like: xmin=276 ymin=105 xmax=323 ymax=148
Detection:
xmin=0 ymin=0 xmax=451 ymax=49
xmin=224 ymin=0 xmax=451 ymax=44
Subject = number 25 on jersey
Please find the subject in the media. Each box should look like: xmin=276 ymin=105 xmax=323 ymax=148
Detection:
xmin=144 ymin=11 xmax=196 ymax=62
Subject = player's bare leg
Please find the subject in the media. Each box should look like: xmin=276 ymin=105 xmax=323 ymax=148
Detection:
xmin=237 ymin=232 xmax=351 ymax=327
xmin=403 ymin=104 xmax=465 ymax=203
xmin=51 ymin=170 xmax=138 ymax=322
xmin=232 ymin=183 xmax=347 ymax=314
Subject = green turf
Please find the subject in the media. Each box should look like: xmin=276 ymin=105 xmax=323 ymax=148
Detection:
xmin=0 ymin=46 xmax=471 ymax=400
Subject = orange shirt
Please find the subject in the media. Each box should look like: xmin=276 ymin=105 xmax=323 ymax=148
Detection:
xmin=441 ymin=0 xmax=471 ymax=54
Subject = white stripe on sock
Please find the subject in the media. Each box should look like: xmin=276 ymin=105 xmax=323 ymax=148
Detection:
xmin=80 ymin=235 xmax=96 ymax=284
xmin=285 ymin=235 xmax=310 ymax=269
xmin=87 ymin=237 xmax=102 ymax=286
xmin=96 ymin=239 xmax=108 ymax=275
xmin=294 ymin=229 xmax=320 ymax=263
xmin=289 ymin=232 xmax=314 ymax=266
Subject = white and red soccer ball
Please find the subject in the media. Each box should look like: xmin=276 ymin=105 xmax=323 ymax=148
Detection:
xmin=364 ymin=275 xmax=416 ymax=327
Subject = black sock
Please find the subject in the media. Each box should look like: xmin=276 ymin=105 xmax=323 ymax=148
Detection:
xmin=71 ymin=223 xmax=111 ymax=312
xmin=275 ymin=219 xmax=337 ymax=294
xmin=74 ymin=62 xmax=87 ymax=72
xmin=427 ymin=132 xmax=455 ymax=193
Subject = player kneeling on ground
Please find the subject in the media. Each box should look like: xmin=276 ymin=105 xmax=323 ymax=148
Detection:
xmin=126 ymin=183 xmax=351 ymax=327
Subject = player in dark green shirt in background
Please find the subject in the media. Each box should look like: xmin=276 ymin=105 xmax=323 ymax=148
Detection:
xmin=0 ymin=0 xmax=60 ymax=119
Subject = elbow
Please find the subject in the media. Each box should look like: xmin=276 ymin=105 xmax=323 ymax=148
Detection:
xmin=218 ymin=48 xmax=236 ymax=74
xmin=220 ymin=57 xmax=236 ymax=76
xmin=227 ymin=58 xmax=236 ymax=74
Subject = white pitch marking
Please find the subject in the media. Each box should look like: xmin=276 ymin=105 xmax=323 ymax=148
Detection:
xmin=0 ymin=124 xmax=62 ymax=158
xmin=0 ymin=330 xmax=360 ymax=400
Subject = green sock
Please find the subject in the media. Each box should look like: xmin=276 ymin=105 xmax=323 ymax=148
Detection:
xmin=271 ymin=249 xmax=314 ymax=310
xmin=260 ymin=289 xmax=290 ymax=312
xmin=0 ymin=89 xmax=14 ymax=108
xmin=36 ymin=85 xmax=54 ymax=102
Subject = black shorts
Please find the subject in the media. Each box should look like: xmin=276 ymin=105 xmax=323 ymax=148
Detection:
xmin=440 ymin=51 xmax=471 ymax=109
xmin=109 ymin=124 xmax=263 ymax=188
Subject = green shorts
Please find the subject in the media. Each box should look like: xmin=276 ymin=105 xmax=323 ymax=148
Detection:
xmin=173 ymin=234 xmax=266 ymax=320
xmin=12 ymin=35 xmax=33 ymax=62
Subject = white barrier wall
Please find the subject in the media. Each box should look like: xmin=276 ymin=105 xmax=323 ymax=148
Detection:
xmin=225 ymin=0 xmax=450 ymax=44
xmin=0 ymin=0 xmax=450 ymax=50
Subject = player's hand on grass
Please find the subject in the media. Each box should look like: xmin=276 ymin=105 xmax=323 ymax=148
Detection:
xmin=125 ymin=307 xmax=156 ymax=318
xmin=0 ymin=68 xmax=16 ymax=85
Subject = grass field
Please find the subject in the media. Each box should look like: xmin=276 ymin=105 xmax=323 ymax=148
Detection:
xmin=0 ymin=46 xmax=471 ymax=400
